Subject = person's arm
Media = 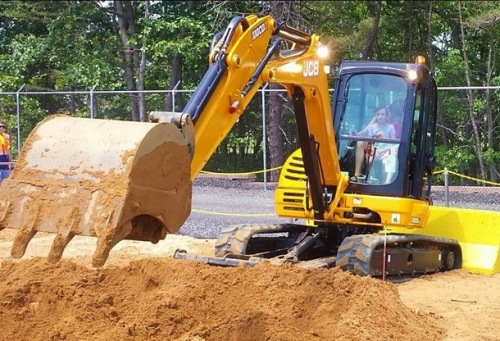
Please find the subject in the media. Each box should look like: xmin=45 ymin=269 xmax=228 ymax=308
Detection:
xmin=4 ymin=134 xmax=12 ymax=168
xmin=389 ymin=125 xmax=396 ymax=139
xmin=356 ymin=126 xmax=369 ymax=136
xmin=357 ymin=119 xmax=376 ymax=136
xmin=356 ymin=119 xmax=375 ymax=136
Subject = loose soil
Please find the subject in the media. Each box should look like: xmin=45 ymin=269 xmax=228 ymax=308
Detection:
xmin=1 ymin=228 xmax=499 ymax=341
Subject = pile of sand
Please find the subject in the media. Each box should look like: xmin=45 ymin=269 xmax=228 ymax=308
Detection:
xmin=0 ymin=256 xmax=443 ymax=341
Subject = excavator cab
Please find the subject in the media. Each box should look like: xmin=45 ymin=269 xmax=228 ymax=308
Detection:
xmin=334 ymin=59 xmax=437 ymax=201
xmin=274 ymin=58 xmax=439 ymax=231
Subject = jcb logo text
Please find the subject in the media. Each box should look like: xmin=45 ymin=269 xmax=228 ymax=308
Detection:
xmin=303 ymin=60 xmax=319 ymax=77
xmin=252 ymin=24 xmax=266 ymax=40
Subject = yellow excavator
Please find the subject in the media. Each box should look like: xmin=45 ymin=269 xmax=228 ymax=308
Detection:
xmin=1 ymin=14 xmax=499 ymax=276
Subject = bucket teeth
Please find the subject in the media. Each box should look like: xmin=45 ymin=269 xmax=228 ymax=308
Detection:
xmin=47 ymin=233 xmax=75 ymax=263
xmin=92 ymin=222 xmax=133 ymax=268
xmin=92 ymin=238 xmax=113 ymax=268
xmin=11 ymin=229 xmax=37 ymax=259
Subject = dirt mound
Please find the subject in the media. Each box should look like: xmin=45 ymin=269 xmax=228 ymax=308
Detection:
xmin=0 ymin=257 xmax=443 ymax=341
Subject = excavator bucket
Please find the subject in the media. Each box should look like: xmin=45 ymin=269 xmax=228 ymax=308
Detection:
xmin=390 ymin=206 xmax=500 ymax=275
xmin=0 ymin=114 xmax=192 ymax=267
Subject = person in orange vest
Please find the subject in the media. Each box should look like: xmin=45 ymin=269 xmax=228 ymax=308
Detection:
xmin=0 ymin=120 xmax=12 ymax=181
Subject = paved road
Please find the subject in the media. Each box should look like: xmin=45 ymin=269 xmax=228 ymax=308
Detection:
xmin=180 ymin=180 xmax=499 ymax=239
xmin=179 ymin=182 xmax=284 ymax=239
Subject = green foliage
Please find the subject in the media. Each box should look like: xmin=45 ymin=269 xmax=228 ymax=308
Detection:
xmin=435 ymin=144 xmax=474 ymax=171
xmin=146 ymin=3 xmax=215 ymax=88
xmin=300 ymin=1 xmax=369 ymax=64
xmin=0 ymin=0 xmax=498 ymax=179
xmin=0 ymin=95 xmax=47 ymax=159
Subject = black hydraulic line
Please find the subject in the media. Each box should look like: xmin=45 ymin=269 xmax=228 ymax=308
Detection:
xmin=287 ymin=233 xmax=322 ymax=260
xmin=209 ymin=31 xmax=224 ymax=56
xmin=184 ymin=16 xmax=250 ymax=123
xmin=183 ymin=57 xmax=227 ymax=123
xmin=189 ymin=37 xmax=282 ymax=122
xmin=291 ymin=87 xmax=326 ymax=220
xmin=218 ymin=16 xmax=249 ymax=52
xmin=241 ymin=38 xmax=282 ymax=96
xmin=185 ymin=16 xmax=311 ymax=124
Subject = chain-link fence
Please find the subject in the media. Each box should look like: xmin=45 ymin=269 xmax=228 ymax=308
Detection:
xmin=0 ymin=86 xmax=499 ymax=208
xmin=430 ymin=169 xmax=500 ymax=210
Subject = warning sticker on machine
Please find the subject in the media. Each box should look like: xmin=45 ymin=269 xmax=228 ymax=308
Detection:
xmin=252 ymin=232 xmax=289 ymax=238
xmin=391 ymin=213 xmax=401 ymax=224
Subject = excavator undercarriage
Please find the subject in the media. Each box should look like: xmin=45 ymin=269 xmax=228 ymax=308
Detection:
xmin=174 ymin=223 xmax=462 ymax=278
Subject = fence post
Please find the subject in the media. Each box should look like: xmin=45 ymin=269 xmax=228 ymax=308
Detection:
xmin=444 ymin=167 xmax=449 ymax=207
xmin=261 ymin=83 xmax=269 ymax=191
xmin=89 ymin=83 xmax=98 ymax=118
xmin=172 ymin=80 xmax=181 ymax=112
xmin=15 ymin=84 xmax=25 ymax=155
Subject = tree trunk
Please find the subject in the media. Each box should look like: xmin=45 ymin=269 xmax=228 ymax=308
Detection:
xmin=164 ymin=0 xmax=193 ymax=112
xmin=114 ymin=0 xmax=140 ymax=121
xmin=428 ymin=1 xmax=448 ymax=148
xmin=137 ymin=0 xmax=149 ymax=122
xmin=485 ymin=31 xmax=496 ymax=181
xmin=165 ymin=54 xmax=184 ymax=112
xmin=404 ymin=1 xmax=413 ymax=61
xmin=361 ymin=0 xmax=382 ymax=60
xmin=267 ymin=1 xmax=288 ymax=182
xmin=268 ymin=85 xmax=285 ymax=182
xmin=427 ymin=1 xmax=434 ymax=69
xmin=457 ymin=1 xmax=487 ymax=180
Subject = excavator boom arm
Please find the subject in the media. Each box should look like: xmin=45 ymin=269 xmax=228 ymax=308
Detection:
xmin=185 ymin=15 xmax=343 ymax=195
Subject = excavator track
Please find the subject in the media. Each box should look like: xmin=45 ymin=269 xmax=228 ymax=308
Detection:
xmin=175 ymin=224 xmax=298 ymax=267
xmin=178 ymin=225 xmax=462 ymax=277
xmin=175 ymin=224 xmax=338 ymax=269
xmin=336 ymin=234 xmax=462 ymax=277
xmin=214 ymin=224 xmax=300 ymax=257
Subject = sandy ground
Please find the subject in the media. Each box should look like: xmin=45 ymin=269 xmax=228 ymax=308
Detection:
xmin=1 ymin=227 xmax=499 ymax=341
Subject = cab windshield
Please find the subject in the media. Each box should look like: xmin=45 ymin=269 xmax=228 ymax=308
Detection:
xmin=338 ymin=74 xmax=408 ymax=185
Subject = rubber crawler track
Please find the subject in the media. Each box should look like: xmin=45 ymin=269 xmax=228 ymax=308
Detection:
xmin=214 ymin=224 xmax=286 ymax=257
xmin=336 ymin=234 xmax=461 ymax=277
